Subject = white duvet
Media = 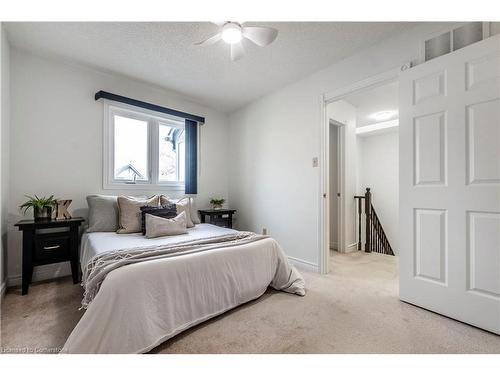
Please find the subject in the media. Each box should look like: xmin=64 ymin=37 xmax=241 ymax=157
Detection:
xmin=61 ymin=224 xmax=305 ymax=353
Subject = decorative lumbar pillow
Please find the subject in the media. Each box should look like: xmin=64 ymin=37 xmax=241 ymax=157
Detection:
xmin=145 ymin=211 xmax=188 ymax=238
xmin=160 ymin=195 xmax=201 ymax=228
xmin=140 ymin=204 xmax=177 ymax=235
xmin=117 ymin=195 xmax=159 ymax=234
xmin=86 ymin=195 xmax=119 ymax=232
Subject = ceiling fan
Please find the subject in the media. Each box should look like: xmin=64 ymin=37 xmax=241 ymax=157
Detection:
xmin=195 ymin=22 xmax=278 ymax=61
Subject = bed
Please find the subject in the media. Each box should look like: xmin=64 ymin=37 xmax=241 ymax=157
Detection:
xmin=61 ymin=224 xmax=305 ymax=353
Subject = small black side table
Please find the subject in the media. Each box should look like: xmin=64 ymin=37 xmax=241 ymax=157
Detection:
xmin=198 ymin=209 xmax=236 ymax=229
xmin=14 ymin=217 xmax=85 ymax=295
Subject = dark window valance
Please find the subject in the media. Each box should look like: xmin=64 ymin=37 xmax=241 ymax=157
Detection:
xmin=95 ymin=90 xmax=205 ymax=124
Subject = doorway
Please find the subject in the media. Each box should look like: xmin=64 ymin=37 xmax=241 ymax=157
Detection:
xmin=329 ymin=120 xmax=343 ymax=253
xmin=320 ymin=34 xmax=500 ymax=334
xmin=319 ymin=65 xmax=404 ymax=275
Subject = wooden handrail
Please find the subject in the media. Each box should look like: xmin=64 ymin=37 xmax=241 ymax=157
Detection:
xmin=354 ymin=188 xmax=394 ymax=256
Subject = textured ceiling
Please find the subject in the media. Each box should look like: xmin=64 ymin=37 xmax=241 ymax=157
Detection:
xmin=5 ymin=22 xmax=419 ymax=112
xmin=345 ymin=81 xmax=399 ymax=127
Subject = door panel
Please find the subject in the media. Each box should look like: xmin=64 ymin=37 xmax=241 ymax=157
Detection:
xmin=414 ymin=112 xmax=447 ymax=186
xmin=399 ymin=34 xmax=500 ymax=334
xmin=466 ymin=99 xmax=500 ymax=184
xmin=414 ymin=208 xmax=447 ymax=284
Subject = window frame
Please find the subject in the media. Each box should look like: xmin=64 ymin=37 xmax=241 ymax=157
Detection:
xmin=103 ymin=100 xmax=186 ymax=191
xmin=418 ymin=22 xmax=494 ymax=63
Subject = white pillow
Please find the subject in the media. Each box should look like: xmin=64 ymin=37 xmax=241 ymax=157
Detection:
xmin=188 ymin=197 xmax=201 ymax=224
xmin=176 ymin=198 xmax=195 ymax=228
xmin=145 ymin=212 xmax=188 ymax=238
xmin=160 ymin=196 xmax=195 ymax=228
xmin=117 ymin=195 xmax=160 ymax=234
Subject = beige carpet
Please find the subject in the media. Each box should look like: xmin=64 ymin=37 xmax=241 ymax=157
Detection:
xmin=1 ymin=251 xmax=500 ymax=353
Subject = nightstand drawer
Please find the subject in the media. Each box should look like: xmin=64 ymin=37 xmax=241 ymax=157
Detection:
xmin=34 ymin=234 xmax=70 ymax=261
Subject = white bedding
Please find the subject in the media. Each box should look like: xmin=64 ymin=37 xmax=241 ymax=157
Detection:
xmin=80 ymin=224 xmax=238 ymax=267
xmin=62 ymin=224 xmax=305 ymax=353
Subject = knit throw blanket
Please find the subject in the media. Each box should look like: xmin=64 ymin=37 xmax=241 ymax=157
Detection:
xmin=81 ymin=231 xmax=266 ymax=309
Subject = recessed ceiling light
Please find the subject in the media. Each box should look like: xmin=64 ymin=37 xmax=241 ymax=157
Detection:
xmin=221 ymin=23 xmax=243 ymax=44
xmin=370 ymin=110 xmax=397 ymax=122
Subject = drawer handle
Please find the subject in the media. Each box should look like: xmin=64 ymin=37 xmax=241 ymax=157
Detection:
xmin=43 ymin=245 xmax=61 ymax=250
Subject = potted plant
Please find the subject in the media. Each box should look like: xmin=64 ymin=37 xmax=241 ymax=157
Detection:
xmin=19 ymin=195 xmax=58 ymax=221
xmin=210 ymin=198 xmax=225 ymax=210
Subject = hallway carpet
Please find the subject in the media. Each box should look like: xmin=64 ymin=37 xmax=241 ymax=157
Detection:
xmin=1 ymin=251 xmax=499 ymax=353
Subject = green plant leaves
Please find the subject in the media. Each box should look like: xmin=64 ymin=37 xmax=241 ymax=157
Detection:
xmin=209 ymin=198 xmax=225 ymax=206
xmin=19 ymin=194 xmax=58 ymax=214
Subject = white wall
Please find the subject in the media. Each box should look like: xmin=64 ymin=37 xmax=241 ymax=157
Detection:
xmin=7 ymin=49 xmax=230 ymax=285
xmin=357 ymin=130 xmax=399 ymax=254
xmin=327 ymin=100 xmax=358 ymax=252
xmin=228 ymin=23 xmax=453 ymax=268
xmin=0 ymin=24 xmax=10 ymax=296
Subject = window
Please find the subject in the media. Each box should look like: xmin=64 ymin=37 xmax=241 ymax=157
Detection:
xmin=158 ymin=123 xmax=185 ymax=182
xmin=422 ymin=22 xmax=498 ymax=62
xmin=104 ymin=102 xmax=188 ymax=190
xmin=114 ymin=115 xmax=149 ymax=182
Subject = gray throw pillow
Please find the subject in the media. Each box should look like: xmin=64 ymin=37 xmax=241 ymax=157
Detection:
xmin=86 ymin=195 xmax=119 ymax=232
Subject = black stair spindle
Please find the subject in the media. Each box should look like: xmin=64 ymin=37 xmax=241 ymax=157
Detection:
xmin=354 ymin=187 xmax=395 ymax=256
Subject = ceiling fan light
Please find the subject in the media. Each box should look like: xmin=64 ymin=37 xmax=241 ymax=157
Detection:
xmin=221 ymin=24 xmax=242 ymax=44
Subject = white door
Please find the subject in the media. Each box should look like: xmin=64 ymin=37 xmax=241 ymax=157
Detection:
xmin=399 ymin=35 xmax=500 ymax=333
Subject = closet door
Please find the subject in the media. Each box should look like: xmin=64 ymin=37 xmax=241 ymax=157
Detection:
xmin=399 ymin=34 xmax=500 ymax=333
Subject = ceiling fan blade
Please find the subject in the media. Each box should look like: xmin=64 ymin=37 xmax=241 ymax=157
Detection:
xmin=242 ymin=26 xmax=278 ymax=47
xmin=194 ymin=33 xmax=222 ymax=46
xmin=211 ymin=21 xmax=227 ymax=27
xmin=230 ymin=42 xmax=244 ymax=61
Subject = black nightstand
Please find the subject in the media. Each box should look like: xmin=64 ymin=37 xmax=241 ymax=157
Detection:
xmin=14 ymin=217 xmax=85 ymax=295
xmin=198 ymin=209 xmax=236 ymax=229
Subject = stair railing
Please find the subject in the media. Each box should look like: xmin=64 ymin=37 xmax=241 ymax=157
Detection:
xmin=354 ymin=188 xmax=395 ymax=256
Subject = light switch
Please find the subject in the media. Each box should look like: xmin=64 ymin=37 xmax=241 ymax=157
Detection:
xmin=312 ymin=157 xmax=319 ymax=167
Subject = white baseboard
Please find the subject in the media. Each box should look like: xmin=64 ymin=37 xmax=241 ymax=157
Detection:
xmin=288 ymin=256 xmax=319 ymax=273
xmin=334 ymin=242 xmax=359 ymax=253
xmin=7 ymin=263 xmax=72 ymax=287
xmin=0 ymin=280 xmax=6 ymax=299
xmin=345 ymin=242 xmax=358 ymax=253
